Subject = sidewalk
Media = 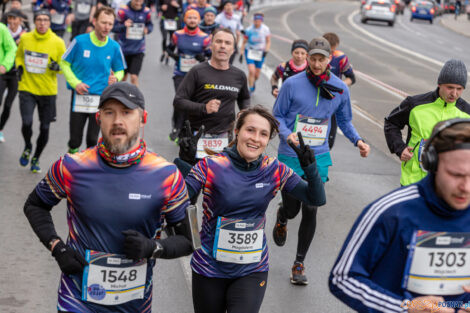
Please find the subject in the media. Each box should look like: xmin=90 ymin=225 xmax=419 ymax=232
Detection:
xmin=440 ymin=13 xmax=470 ymax=38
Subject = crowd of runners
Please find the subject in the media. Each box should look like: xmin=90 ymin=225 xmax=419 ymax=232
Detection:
xmin=0 ymin=0 xmax=469 ymax=312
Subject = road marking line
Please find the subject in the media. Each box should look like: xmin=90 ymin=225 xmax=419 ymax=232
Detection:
xmin=355 ymin=71 xmax=408 ymax=99
xmin=281 ymin=7 xmax=303 ymax=39
xmin=332 ymin=9 xmax=439 ymax=72
xmin=347 ymin=9 xmax=470 ymax=77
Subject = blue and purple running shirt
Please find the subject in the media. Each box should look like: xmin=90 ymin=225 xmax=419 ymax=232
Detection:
xmin=35 ymin=147 xmax=189 ymax=313
xmin=185 ymin=153 xmax=301 ymax=278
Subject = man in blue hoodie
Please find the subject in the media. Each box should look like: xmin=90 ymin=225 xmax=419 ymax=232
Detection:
xmin=329 ymin=118 xmax=470 ymax=313
xmin=272 ymin=36 xmax=370 ymax=286
xmin=113 ymin=0 xmax=153 ymax=86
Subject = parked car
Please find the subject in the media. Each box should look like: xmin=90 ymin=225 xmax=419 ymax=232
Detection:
xmin=410 ymin=0 xmax=436 ymax=23
xmin=394 ymin=0 xmax=406 ymax=13
xmin=361 ymin=0 xmax=397 ymax=26
xmin=442 ymin=0 xmax=456 ymax=12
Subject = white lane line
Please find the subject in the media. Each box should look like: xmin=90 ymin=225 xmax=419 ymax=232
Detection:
xmin=355 ymin=70 xmax=408 ymax=99
xmin=397 ymin=16 xmax=423 ymax=36
xmin=309 ymin=8 xmax=328 ymax=34
xmin=347 ymin=9 xmax=470 ymax=77
xmin=351 ymin=100 xmax=384 ymax=128
xmin=281 ymin=7 xmax=304 ymax=39
xmin=333 ymin=10 xmax=439 ymax=72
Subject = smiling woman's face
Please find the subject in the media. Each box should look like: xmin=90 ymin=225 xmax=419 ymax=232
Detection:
xmin=235 ymin=113 xmax=271 ymax=163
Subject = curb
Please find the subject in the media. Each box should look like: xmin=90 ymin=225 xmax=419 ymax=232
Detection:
xmin=439 ymin=17 xmax=470 ymax=38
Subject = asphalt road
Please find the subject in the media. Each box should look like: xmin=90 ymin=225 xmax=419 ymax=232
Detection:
xmin=0 ymin=0 xmax=467 ymax=312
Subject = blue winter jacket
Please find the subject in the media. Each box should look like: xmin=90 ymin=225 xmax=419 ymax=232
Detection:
xmin=273 ymin=71 xmax=361 ymax=158
xmin=329 ymin=175 xmax=470 ymax=312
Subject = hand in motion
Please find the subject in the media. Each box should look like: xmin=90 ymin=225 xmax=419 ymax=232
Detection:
xmin=178 ymin=120 xmax=205 ymax=164
xmin=406 ymin=295 xmax=454 ymax=313
xmin=108 ymin=70 xmax=118 ymax=85
xmin=52 ymin=240 xmax=88 ymax=275
xmin=124 ymin=19 xmax=133 ymax=28
xmin=400 ymin=146 xmax=413 ymax=161
xmin=48 ymin=58 xmax=60 ymax=71
xmin=288 ymin=132 xmax=316 ymax=168
xmin=195 ymin=53 xmax=206 ymax=62
xmin=205 ymin=99 xmax=220 ymax=114
xmin=122 ymin=230 xmax=157 ymax=260
xmin=239 ymin=54 xmax=243 ymax=63
xmin=75 ymin=82 xmax=90 ymax=95
xmin=357 ymin=140 xmax=370 ymax=158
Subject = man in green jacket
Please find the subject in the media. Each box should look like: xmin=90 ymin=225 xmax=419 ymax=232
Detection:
xmin=0 ymin=21 xmax=18 ymax=142
xmin=384 ymin=59 xmax=470 ymax=186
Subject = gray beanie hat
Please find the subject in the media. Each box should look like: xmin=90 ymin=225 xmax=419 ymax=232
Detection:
xmin=437 ymin=59 xmax=467 ymax=88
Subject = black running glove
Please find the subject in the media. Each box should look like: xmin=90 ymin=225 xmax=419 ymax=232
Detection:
xmin=52 ymin=240 xmax=88 ymax=275
xmin=195 ymin=53 xmax=206 ymax=62
xmin=167 ymin=50 xmax=179 ymax=62
xmin=288 ymin=132 xmax=316 ymax=168
xmin=178 ymin=120 xmax=205 ymax=164
xmin=48 ymin=58 xmax=60 ymax=71
xmin=122 ymin=230 xmax=158 ymax=260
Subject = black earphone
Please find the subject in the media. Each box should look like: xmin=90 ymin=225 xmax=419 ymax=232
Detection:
xmin=421 ymin=118 xmax=470 ymax=173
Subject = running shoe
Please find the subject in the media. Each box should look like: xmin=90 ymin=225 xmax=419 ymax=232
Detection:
xmin=169 ymin=129 xmax=179 ymax=143
xmin=19 ymin=148 xmax=31 ymax=167
xmin=160 ymin=53 xmax=165 ymax=62
xmin=0 ymin=131 xmax=4 ymax=142
xmin=68 ymin=147 xmax=79 ymax=154
xmin=290 ymin=262 xmax=308 ymax=285
xmin=272 ymin=207 xmax=287 ymax=246
xmin=30 ymin=157 xmax=41 ymax=173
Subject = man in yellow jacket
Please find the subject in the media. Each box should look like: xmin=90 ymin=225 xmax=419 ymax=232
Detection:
xmin=16 ymin=9 xmax=66 ymax=173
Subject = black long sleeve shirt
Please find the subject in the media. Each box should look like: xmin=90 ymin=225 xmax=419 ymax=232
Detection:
xmin=173 ymin=61 xmax=250 ymax=134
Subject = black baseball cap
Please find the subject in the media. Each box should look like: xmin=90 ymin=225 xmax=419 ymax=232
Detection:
xmin=6 ymin=9 xmax=23 ymax=18
xmin=99 ymin=82 xmax=145 ymax=110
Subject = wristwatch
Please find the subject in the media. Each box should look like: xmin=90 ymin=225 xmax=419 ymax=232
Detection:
xmin=48 ymin=237 xmax=60 ymax=251
xmin=150 ymin=240 xmax=164 ymax=259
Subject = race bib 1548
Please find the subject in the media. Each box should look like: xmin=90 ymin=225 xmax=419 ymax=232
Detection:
xmin=82 ymin=250 xmax=147 ymax=306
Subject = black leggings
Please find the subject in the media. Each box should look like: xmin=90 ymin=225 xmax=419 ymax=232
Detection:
xmin=159 ymin=20 xmax=176 ymax=54
xmin=71 ymin=19 xmax=89 ymax=41
xmin=172 ymin=75 xmax=185 ymax=130
xmin=279 ymin=190 xmax=318 ymax=263
xmin=192 ymin=271 xmax=268 ymax=313
xmin=19 ymin=91 xmax=55 ymax=159
xmin=68 ymin=92 xmax=100 ymax=149
xmin=0 ymin=73 xmax=18 ymax=130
